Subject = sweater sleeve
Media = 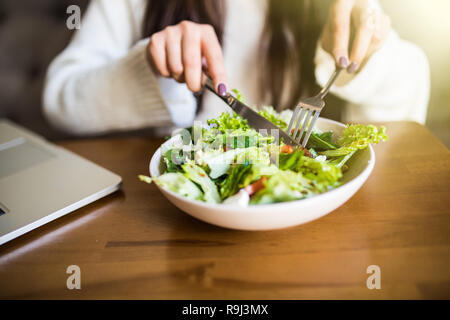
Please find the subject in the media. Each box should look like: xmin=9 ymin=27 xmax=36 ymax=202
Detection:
xmin=314 ymin=30 xmax=430 ymax=124
xmin=43 ymin=0 xmax=179 ymax=134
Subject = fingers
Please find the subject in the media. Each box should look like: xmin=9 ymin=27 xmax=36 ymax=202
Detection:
xmin=148 ymin=32 xmax=169 ymax=77
xmin=147 ymin=21 xmax=227 ymax=95
xmin=371 ymin=13 xmax=391 ymax=51
xmin=323 ymin=1 xmax=390 ymax=74
xmin=330 ymin=0 xmax=353 ymax=68
xmin=165 ymin=26 xmax=184 ymax=82
xmin=348 ymin=22 xmax=374 ymax=73
xmin=200 ymin=24 xmax=227 ymax=96
xmin=181 ymin=22 xmax=202 ymax=92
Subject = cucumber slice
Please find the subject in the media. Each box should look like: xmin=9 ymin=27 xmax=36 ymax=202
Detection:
xmin=155 ymin=172 xmax=203 ymax=200
xmin=182 ymin=163 xmax=221 ymax=203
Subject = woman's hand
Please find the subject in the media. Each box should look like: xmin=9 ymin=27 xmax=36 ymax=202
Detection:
xmin=321 ymin=0 xmax=391 ymax=73
xmin=147 ymin=20 xmax=227 ymax=95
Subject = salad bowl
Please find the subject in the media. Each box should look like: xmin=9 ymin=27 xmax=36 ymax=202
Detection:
xmin=149 ymin=117 xmax=375 ymax=231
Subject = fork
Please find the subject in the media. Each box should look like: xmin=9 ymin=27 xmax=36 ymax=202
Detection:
xmin=286 ymin=68 xmax=342 ymax=147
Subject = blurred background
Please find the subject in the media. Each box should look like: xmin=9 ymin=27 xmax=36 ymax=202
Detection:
xmin=0 ymin=0 xmax=449 ymax=145
xmin=380 ymin=0 xmax=450 ymax=146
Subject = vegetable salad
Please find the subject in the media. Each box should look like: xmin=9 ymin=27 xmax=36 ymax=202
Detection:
xmin=141 ymin=95 xmax=387 ymax=206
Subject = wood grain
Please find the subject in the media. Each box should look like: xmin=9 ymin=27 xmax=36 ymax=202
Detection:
xmin=0 ymin=121 xmax=449 ymax=299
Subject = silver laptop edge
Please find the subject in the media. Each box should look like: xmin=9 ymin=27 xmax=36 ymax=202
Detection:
xmin=0 ymin=119 xmax=122 ymax=245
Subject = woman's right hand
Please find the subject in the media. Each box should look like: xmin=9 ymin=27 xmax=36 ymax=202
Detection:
xmin=147 ymin=20 xmax=227 ymax=96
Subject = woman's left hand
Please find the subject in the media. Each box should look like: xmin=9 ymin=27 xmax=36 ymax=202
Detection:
xmin=321 ymin=0 xmax=391 ymax=73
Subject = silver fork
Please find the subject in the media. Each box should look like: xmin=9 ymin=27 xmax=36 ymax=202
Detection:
xmin=287 ymin=68 xmax=342 ymax=147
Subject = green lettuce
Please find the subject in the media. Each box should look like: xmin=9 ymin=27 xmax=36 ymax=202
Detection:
xmin=240 ymin=164 xmax=279 ymax=187
xmin=278 ymin=149 xmax=342 ymax=193
xmin=296 ymin=157 xmax=342 ymax=192
xmin=219 ymin=163 xmax=252 ymax=199
xmin=199 ymin=146 xmax=270 ymax=179
xmin=279 ymin=149 xmax=304 ymax=170
xmin=326 ymin=151 xmax=356 ymax=169
xmin=232 ymin=88 xmax=246 ymax=103
xmin=163 ymin=149 xmax=184 ymax=173
xmin=321 ymin=124 xmax=388 ymax=157
xmin=257 ymin=106 xmax=294 ymax=130
xmin=259 ymin=107 xmax=289 ymax=130
xmin=306 ymin=132 xmax=338 ymax=151
xmin=207 ymin=112 xmax=250 ymax=132
xmin=250 ymin=171 xmax=310 ymax=204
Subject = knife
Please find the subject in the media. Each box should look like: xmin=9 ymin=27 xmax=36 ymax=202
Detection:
xmin=204 ymin=78 xmax=298 ymax=146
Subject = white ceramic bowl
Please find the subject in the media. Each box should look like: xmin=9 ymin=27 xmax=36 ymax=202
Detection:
xmin=149 ymin=117 xmax=375 ymax=231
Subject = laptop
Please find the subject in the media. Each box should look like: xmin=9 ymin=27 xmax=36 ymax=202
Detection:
xmin=0 ymin=119 xmax=122 ymax=245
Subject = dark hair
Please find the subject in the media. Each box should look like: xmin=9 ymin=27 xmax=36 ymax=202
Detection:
xmin=260 ymin=0 xmax=322 ymax=109
xmin=143 ymin=0 xmax=225 ymax=43
xmin=142 ymin=0 xmax=322 ymax=111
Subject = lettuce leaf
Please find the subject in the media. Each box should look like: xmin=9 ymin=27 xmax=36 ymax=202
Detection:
xmin=321 ymin=124 xmax=388 ymax=157
xmin=277 ymin=149 xmax=342 ymax=192
xmin=240 ymin=164 xmax=279 ymax=187
xmin=232 ymin=88 xmax=246 ymax=103
xmin=259 ymin=107 xmax=289 ymax=131
xmin=306 ymin=132 xmax=338 ymax=151
xmin=224 ymin=129 xmax=273 ymax=149
xmin=219 ymin=163 xmax=252 ymax=199
xmin=279 ymin=149 xmax=304 ymax=170
xmin=163 ymin=149 xmax=184 ymax=173
xmin=250 ymin=151 xmax=342 ymax=204
xmin=257 ymin=106 xmax=294 ymax=131
xmin=207 ymin=112 xmax=250 ymax=132
xmin=316 ymin=131 xmax=334 ymax=144
xmin=295 ymin=157 xmax=342 ymax=192
xmin=250 ymin=171 xmax=310 ymax=204
xmin=326 ymin=151 xmax=356 ymax=169
xmin=200 ymin=146 xmax=269 ymax=179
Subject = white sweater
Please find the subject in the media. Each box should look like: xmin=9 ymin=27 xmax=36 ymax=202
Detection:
xmin=43 ymin=0 xmax=430 ymax=135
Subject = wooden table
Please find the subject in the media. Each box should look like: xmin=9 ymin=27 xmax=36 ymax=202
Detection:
xmin=0 ymin=122 xmax=449 ymax=299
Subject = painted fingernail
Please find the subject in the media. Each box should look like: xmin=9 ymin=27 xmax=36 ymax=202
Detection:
xmin=339 ymin=56 xmax=348 ymax=68
xmin=218 ymin=83 xmax=227 ymax=96
xmin=347 ymin=62 xmax=358 ymax=74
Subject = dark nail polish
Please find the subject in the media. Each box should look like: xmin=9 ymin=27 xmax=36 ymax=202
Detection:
xmin=339 ymin=56 xmax=348 ymax=68
xmin=347 ymin=62 xmax=358 ymax=74
xmin=218 ymin=83 xmax=227 ymax=96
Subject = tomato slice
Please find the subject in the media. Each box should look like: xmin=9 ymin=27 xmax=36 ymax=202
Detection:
xmin=281 ymin=144 xmax=294 ymax=154
xmin=243 ymin=176 xmax=268 ymax=196
xmin=282 ymin=144 xmax=313 ymax=158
